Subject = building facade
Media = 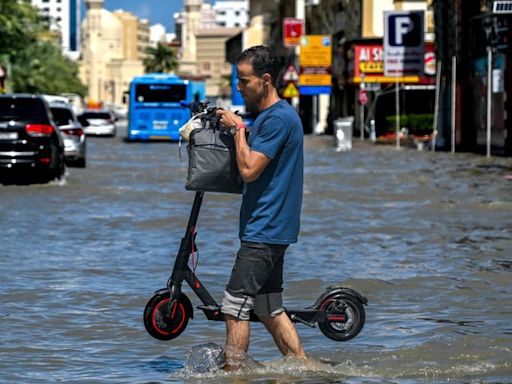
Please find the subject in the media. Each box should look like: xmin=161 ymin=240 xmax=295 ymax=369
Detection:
xmin=30 ymin=0 xmax=81 ymax=59
xmin=112 ymin=10 xmax=150 ymax=61
xmin=176 ymin=0 xmax=247 ymax=101
xmin=214 ymin=0 xmax=249 ymax=28
xmin=79 ymin=0 xmax=144 ymax=108
xmin=434 ymin=0 xmax=512 ymax=155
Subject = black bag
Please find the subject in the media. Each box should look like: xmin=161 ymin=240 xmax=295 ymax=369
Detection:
xmin=185 ymin=112 xmax=242 ymax=194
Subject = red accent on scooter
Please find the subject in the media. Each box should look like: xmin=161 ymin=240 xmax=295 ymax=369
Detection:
xmin=151 ymin=298 xmax=186 ymax=335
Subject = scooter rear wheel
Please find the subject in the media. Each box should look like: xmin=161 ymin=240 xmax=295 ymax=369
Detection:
xmin=144 ymin=292 xmax=192 ymax=341
xmin=318 ymin=292 xmax=365 ymax=342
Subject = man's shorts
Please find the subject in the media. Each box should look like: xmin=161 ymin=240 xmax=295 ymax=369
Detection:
xmin=221 ymin=241 xmax=288 ymax=320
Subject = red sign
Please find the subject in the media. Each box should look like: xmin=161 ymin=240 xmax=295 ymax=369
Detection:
xmin=283 ymin=18 xmax=303 ymax=47
xmin=282 ymin=65 xmax=299 ymax=82
xmin=358 ymin=89 xmax=368 ymax=105
xmin=352 ymin=42 xmax=436 ymax=84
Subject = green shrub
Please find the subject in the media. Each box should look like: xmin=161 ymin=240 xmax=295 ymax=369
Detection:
xmin=385 ymin=114 xmax=433 ymax=136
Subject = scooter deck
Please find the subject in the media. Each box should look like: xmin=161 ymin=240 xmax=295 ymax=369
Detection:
xmin=196 ymin=304 xmax=346 ymax=326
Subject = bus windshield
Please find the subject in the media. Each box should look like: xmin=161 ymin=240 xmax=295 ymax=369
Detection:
xmin=135 ymin=83 xmax=187 ymax=103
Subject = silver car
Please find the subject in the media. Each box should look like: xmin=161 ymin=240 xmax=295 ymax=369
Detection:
xmin=78 ymin=110 xmax=117 ymax=137
xmin=49 ymin=103 xmax=87 ymax=168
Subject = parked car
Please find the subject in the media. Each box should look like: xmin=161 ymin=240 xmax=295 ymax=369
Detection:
xmin=0 ymin=94 xmax=65 ymax=181
xmin=49 ymin=102 xmax=86 ymax=168
xmin=78 ymin=109 xmax=117 ymax=137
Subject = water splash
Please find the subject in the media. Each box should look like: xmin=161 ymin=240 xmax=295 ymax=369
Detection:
xmin=183 ymin=343 xmax=225 ymax=374
xmin=171 ymin=343 xmax=352 ymax=382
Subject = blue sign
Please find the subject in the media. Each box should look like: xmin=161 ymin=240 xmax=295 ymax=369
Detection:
xmin=299 ymin=86 xmax=331 ymax=95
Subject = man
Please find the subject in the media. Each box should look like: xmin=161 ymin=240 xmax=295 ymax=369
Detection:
xmin=216 ymin=45 xmax=306 ymax=369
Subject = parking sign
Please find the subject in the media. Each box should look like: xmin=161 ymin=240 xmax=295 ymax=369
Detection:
xmin=384 ymin=11 xmax=424 ymax=77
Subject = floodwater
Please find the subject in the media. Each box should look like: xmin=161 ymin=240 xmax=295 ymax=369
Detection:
xmin=1 ymin=124 xmax=511 ymax=383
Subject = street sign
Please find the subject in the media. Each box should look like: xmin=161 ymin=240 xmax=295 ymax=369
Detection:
xmin=282 ymin=65 xmax=299 ymax=82
xmin=358 ymin=89 xmax=368 ymax=105
xmin=283 ymin=82 xmax=300 ymax=98
xmin=299 ymin=35 xmax=332 ymax=94
xmin=384 ymin=11 xmax=425 ymax=77
xmin=283 ymin=18 xmax=304 ymax=47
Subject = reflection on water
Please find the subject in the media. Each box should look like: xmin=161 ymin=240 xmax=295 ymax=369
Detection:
xmin=1 ymin=133 xmax=511 ymax=383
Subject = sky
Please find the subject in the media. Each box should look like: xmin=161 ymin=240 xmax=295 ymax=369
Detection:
xmin=81 ymin=0 xmax=184 ymax=33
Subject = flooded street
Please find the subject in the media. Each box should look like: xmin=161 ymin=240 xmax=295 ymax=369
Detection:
xmin=1 ymin=123 xmax=512 ymax=383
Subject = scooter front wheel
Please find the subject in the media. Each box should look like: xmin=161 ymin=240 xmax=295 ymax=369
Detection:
xmin=318 ymin=292 xmax=365 ymax=342
xmin=144 ymin=292 xmax=192 ymax=341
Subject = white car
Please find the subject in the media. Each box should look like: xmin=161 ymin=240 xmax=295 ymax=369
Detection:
xmin=78 ymin=110 xmax=117 ymax=137
xmin=49 ymin=102 xmax=87 ymax=168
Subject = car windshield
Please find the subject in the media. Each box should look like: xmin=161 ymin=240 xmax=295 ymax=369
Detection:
xmin=51 ymin=107 xmax=75 ymax=126
xmin=81 ymin=112 xmax=111 ymax=120
xmin=0 ymin=98 xmax=47 ymax=123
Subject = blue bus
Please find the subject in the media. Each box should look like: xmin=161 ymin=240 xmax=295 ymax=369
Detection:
xmin=126 ymin=73 xmax=205 ymax=141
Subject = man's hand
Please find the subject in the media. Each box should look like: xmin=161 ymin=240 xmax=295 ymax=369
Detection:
xmin=216 ymin=109 xmax=244 ymax=135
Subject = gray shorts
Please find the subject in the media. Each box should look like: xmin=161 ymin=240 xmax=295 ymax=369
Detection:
xmin=221 ymin=241 xmax=288 ymax=320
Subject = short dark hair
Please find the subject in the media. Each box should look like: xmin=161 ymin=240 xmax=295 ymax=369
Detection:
xmin=236 ymin=45 xmax=280 ymax=86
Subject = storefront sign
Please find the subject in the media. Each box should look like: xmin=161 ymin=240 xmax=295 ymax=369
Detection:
xmin=353 ymin=42 xmax=436 ymax=84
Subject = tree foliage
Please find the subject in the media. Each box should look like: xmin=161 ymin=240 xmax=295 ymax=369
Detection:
xmin=11 ymin=42 xmax=86 ymax=95
xmin=0 ymin=0 xmax=42 ymax=56
xmin=0 ymin=0 xmax=85 ymax=95
xmin=143 ymin=42 xmax=178 ymax=73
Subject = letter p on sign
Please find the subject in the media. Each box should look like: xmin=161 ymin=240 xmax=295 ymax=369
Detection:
xmin=384 ymin=11 xmax=425 ymax=77
xmin=388 ymin=12 xmax=422 ymax=47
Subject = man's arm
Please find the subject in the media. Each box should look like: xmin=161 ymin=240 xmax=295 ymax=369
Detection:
xmin=217 ymin=109 xmax=270 ymax=183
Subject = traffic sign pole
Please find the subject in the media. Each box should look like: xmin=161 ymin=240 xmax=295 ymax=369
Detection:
xmin=383 ymin=10 xmax=424 ymax=149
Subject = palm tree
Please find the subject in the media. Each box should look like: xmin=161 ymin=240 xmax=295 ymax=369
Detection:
xmin=143 ymin=42 xmax=178 ymax=74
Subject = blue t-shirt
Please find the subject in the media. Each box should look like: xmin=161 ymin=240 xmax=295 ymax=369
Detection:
xmin=239 ymin=99 xmax=304 ymax=244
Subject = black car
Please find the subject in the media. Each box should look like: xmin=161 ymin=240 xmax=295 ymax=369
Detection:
xmin=0 ymin=94 xmax=65 ymax=181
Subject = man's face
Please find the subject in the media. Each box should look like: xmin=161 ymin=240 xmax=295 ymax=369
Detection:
xmin=236 ymin=60 xmax=265 ymax=112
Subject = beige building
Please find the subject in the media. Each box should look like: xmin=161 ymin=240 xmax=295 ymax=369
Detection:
xmin=362 ymin=0 xmax=434 ymax=39
xmin=195 ymin=27 xmax=241 ymax=97
xmin=178 ymin=0 xmax=244 ymax=100
xmin=79 ymin=0 xmax=146 ymax=107
xmin=137 ymin=19 xmax=150 ymax=60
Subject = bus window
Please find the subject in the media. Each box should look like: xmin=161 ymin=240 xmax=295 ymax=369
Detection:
xmin=135 ymin=84 xmax=187 ymax=103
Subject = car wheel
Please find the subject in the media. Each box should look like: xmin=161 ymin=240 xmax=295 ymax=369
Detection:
xmin=51 ymin=154 xmax=66 ymax=180
xmin=75 ymin=158 xmax=86 ymax=168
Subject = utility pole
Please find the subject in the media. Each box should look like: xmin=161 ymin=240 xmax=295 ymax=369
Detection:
xmin=487 ymin=45 xmax=493 ymax=158
xmin=293 ymin=0 xmax=305 ymax=111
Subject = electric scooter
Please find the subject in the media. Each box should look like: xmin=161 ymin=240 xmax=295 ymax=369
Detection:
xmin=143 ymin=102 xmax=368 ymax=342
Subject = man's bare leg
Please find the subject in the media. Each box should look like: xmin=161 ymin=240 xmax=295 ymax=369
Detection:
xmin=259 ymin=312 xmax=307 ymax=358
xmin=224 ymin=314 xmax=250 ymax=371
